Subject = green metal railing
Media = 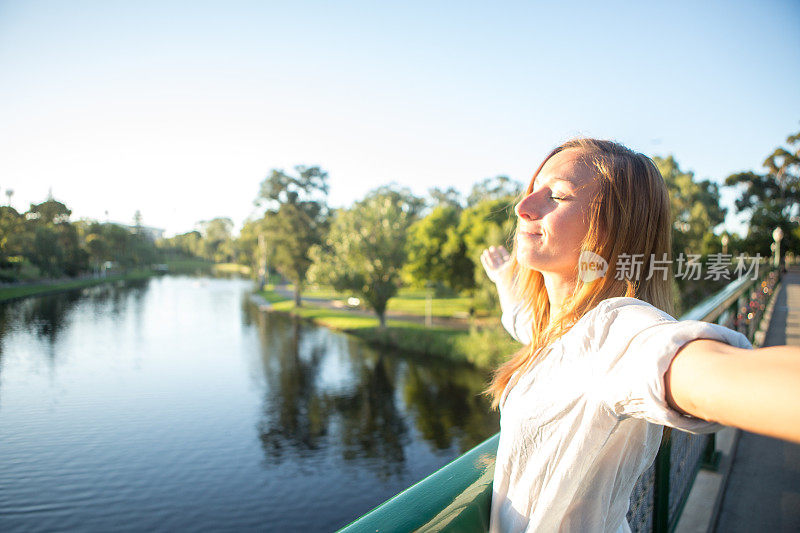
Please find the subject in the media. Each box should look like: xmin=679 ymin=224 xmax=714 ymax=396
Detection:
xmin=338 ymin=433 xmax=499 ymax=533
xmin=339 ymin=263 xmax=782 ymax=533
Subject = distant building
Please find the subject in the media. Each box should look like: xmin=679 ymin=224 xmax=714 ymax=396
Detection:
xmin=132 ymin=225 xmax=165 ymax=242
xmin=114 ymin=223 xmax=166 ymax=242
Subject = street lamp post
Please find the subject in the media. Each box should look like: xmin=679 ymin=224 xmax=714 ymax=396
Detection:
xmin=721 ymin=234 xmax=729 ymax=256
xmin=773 ymin=227 xmax=784 ymax=270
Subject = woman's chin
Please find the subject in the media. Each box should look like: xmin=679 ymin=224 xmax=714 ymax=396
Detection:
xmin=515 ymin=252 xmax=544 ymax=271
xmin=516 ymin=252 xmax=572 ymax=275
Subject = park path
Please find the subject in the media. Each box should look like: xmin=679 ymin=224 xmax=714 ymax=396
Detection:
xmin=713 ymin=267 xmax=800 ymax=533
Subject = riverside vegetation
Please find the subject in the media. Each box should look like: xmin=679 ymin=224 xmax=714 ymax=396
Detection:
xmin=2 ymin=130 xmax=798 ymax=367
xmin=257 ymin=285 xmax=520 ymax=370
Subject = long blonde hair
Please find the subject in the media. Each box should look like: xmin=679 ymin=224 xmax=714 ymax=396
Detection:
xmin=488 ymin=138 xmax=674 ymax=408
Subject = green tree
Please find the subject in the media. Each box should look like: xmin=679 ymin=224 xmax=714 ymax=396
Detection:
xmin=28 ymin=199 xmax=71 ymax=224
xmin=0 ymin=206 xmax=24 ymax=265
xmin=102 ymin=223 xmax=136 ymax=268
xmin=198 ymin=217 xmax=235 ymax=263
xmin=81 ymin=222 xmax=110 ymax=272
xmin=0 ymin=196 xmax=161 ymax=281
xmin=256 ymin=166 xmax=330 ymax=306
xmin=57 ymin=223 xmax=88 ymax=276
xmin=404 ymin=204 xmax=474 ymax=294
xmin=28 ymin=225 xmax=61 ymax=276
xmin=309 ymin=186 xmax=422 ymax=327
xmin=236 ymin=217 xmax=271 ymax=278
xmin=654 ymin=155 xmax=726 ymax=258
xmin=725 ymin=130 xmax=800 ymax=258
xmin=23 ymin=199 xmax=89 ymax=277
xmin=453 ymin=198 xmax=517 ymax=309
xmin=159 ymin=230 xmax=203 ymax=259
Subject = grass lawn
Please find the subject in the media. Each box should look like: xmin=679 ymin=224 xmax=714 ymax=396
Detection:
xmin=286 ymin=285 xmax=480 ymax=317
xmin=292 ymin=286 xmax=348 ymax=300
xmin=259 ymin=290 xmax=292 ymax=304
xmin=386 ymin=294 xmax=476 ymax=317
xmin=0 ymin=271 xmax=156 ymax=303
xmin=213 ymin=263 xmax=251 ymax=276
xmin=257 ymin=288 xmax=517 ymax=368
xmin=271 ymin=299 xmax=447 ymax=330
xmin=164 ymin=258 xmax=215 ymax=274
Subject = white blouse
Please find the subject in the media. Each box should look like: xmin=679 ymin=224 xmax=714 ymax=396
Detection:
xmin=490 ymin=296 xmax=752 ymax=533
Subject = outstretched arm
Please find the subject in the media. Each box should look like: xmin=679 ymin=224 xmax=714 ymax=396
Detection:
xmin=665 ymin=339 xmax=800 ymax=443
xmin=480 ymin=246 xmax=532 ymax=344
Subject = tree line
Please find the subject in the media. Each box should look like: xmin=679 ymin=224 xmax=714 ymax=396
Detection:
xmin=0 ymin=199 xmax=160 ymax=281
xmin=3 ymin=129 xmax=797 ymax=320
xmin=229 ymin=129 xmax=799 ymax=324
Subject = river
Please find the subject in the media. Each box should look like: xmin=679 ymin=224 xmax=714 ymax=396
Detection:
xmin=0 ymin=276 xmax=499 ymax=532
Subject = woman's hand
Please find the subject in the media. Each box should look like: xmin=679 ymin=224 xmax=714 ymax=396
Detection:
xmin=481 ymin=245 xmax=512 ymax=285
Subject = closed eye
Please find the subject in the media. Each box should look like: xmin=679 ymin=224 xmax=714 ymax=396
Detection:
xmin=550 ymin=195 xmax=566 ymax=201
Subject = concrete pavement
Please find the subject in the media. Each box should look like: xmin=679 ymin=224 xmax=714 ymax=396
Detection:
xmin=676 ymin=268 xmax=800 ymax=533
xmin=713 ymin=268 xmax=800 ymax=533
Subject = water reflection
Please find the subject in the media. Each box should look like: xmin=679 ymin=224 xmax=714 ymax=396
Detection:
xmin=256 ymin=315 xmax=331 ymax=457
xmin=12 ymin=290 xmax=82 ymax=341
xmin=0 ymin=278 xmax=500 ymax=532
xmin=245 ymin=301 xmax=498 ymax=479
xmin=332 ymin=350 xmax=409 ymax=477
xmin=403 ymin=362 xmax=497 ymax=451
xmin=2 ymin=279 xmax=151 ymax=344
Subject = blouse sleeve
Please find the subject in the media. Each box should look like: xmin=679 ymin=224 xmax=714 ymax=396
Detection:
xmin=498 ymin=284 xmax=533 ymax=345
xmin=498 ymin=286 xmax=533 ymax=344
xmin=597 ymin=299 xmax=753 ymax=433
xmin=485 ymin=256 xmax=533 ymax=344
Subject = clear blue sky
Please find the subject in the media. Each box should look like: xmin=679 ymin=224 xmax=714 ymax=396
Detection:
xmin=1 ymin=0 xmax=798 ymax=236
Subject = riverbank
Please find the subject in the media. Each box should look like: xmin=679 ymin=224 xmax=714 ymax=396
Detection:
xmin=255 ymin=288 xmax=518 ymax=369
xmin=0 ymin=271 xmax=157 ymax=303
xmin=161 ymin=259 xmax=250 ymax=277
xmin=0 ymin=259 xmax=255 ymax=304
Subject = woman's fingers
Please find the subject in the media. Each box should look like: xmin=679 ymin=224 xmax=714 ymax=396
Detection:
xmin=482 ymin=248 xmax=499 ymax=269
xmin=480 ymin=250 xmax=494 ymax=271
xmin=486 ymin=246 xmax=510 ymax=267
xmin=495 ymin=246 xmax=510 ymax=263
xmin=481 ymin=246 xmax=512 ymax=281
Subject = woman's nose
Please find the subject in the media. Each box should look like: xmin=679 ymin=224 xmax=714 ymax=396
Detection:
xmin=515 ymin=192 xmax=541 ymax=220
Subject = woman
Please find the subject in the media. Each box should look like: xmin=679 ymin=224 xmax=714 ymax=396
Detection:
xmin=479 ymin=138 xmax=800 ymax=532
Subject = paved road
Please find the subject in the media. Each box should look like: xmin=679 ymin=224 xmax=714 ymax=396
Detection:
xmin=714 ymin=268 xmax=800 ymax=533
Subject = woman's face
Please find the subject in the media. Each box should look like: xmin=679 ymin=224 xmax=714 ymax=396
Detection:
xmin=515 ymin=148 xmax=600 ymax=278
